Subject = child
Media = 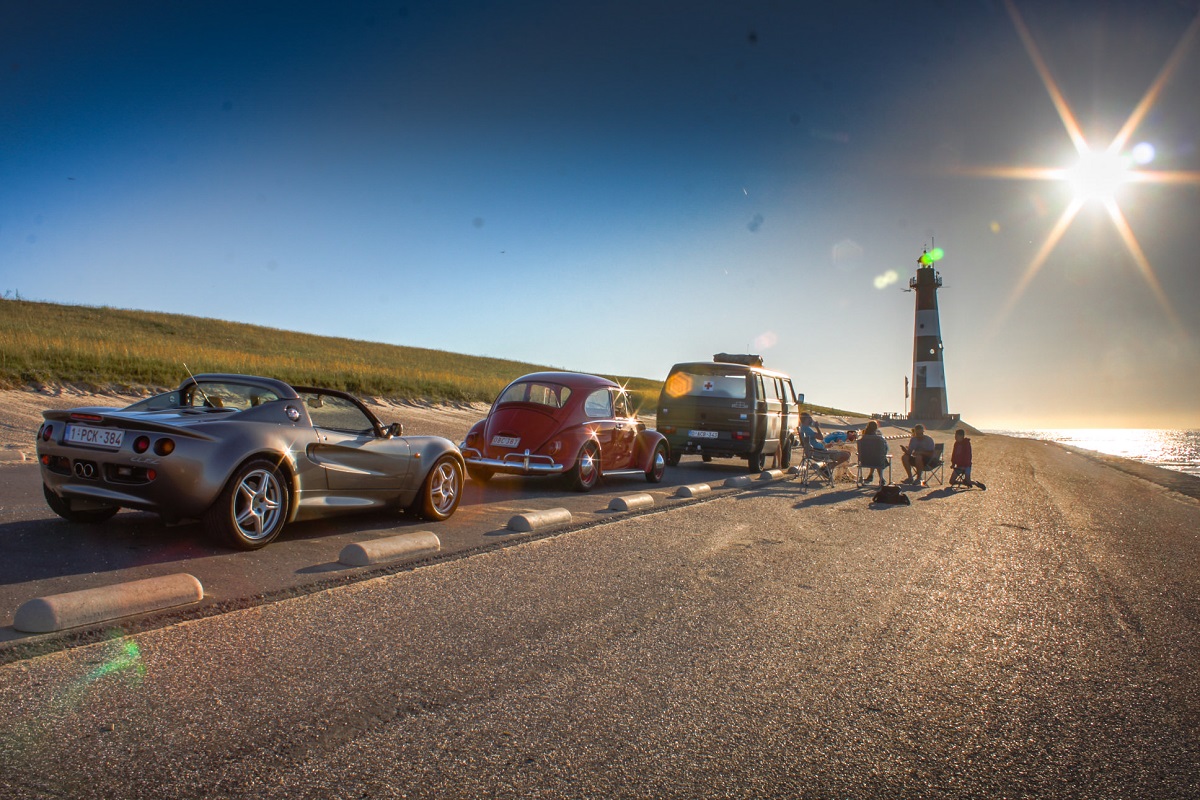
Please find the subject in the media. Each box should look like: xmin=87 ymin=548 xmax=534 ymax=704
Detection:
xmin=949 ymin=428 xmax=987 ymax=490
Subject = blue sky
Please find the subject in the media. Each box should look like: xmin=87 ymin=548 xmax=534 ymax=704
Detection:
xmin=3 ymin=0 xmax=1199 ymax=428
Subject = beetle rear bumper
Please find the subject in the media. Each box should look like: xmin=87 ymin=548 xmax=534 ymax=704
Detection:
xmin=461 ymin=448 xmax=565 ymax=475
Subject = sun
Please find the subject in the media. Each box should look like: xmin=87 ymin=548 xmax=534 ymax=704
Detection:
xmin=957 ymin=0 xmax=1200 ymax=335
xmin=1066 ymin=149 xmax=1131 ymax=203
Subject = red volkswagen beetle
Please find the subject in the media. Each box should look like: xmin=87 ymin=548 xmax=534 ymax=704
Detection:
xmin=460 ymin=372 xmax=669 ymax=491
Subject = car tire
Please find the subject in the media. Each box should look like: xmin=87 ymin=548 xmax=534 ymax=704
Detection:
xmin=413 ymin=455 xmax=463 ymax=521
xmin=466 ymin=466 xmax=493 ymax=483
xmin=645 ymin=442 xmax=667 ymax=483
xmin=567 ymin=442 xmax=601 ymax=492
xmin=746 ymin=449 xmax=766 ymax=473
xmin=701 ymin=454 xmax=713 ymax=463
xmin=42 ymin=483 xmax=119 ymax=524
xmin=204 ymin=458 xmax=289 ymax=550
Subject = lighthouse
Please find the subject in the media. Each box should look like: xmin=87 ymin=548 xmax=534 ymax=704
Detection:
xmin=909 ymin=249 xmax=950 ymax=420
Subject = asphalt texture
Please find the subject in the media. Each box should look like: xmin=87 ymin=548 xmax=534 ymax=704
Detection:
xmin=1 ymin=434 xmax=1197 ymax=799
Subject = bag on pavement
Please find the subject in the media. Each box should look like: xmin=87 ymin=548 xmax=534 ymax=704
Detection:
xmin=871 ymin=484 xmax=910 ymax=506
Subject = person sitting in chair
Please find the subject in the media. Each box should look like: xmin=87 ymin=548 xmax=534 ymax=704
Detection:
xmin=799 ymin=412 xmax=850 ymax=479
xmin=950 ymin=428 xmax=987 ymax=490
xmin=901 ymin=424 xmax=936 ymax=484
xmin=857 ymin=420 xmax=890 ymax=487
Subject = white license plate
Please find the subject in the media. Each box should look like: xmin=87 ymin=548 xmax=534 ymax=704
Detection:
xmin=491 ymin=435 xmax=521 ymax=448
xmin=65 ymin=424 xmax=125 ymax=449
xmin=688 ymin=429 xmax=718 ymax=439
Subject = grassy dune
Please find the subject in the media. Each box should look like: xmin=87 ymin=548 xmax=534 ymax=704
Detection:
xmin=0 ymin=299 xmax=857 ymax=416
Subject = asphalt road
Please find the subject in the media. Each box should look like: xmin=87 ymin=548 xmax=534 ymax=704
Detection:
xmin=1 ymin=434 xmax=1198 ymax=798
xmin=0 ymin=453 xmax=792 ymax=643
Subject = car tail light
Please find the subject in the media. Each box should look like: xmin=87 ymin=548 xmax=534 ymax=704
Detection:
xmin=733 ymin=431 xmax=749 ymax=441
xmin=146 ymin=469 xmax=157 ymax=481
xmin=133 ymin=436 xmax=150 ymax=454
xmin=70 ymin=413 xmax=104 ymax=422
xmin=659 ymin=425 xmax=675 ymax=434
xmin=41 ymin=424 xmax=53 ymax=442
xmin=41 ymin=454 xmax=50 ymax=465
xmin=154 ymin=438 xmax=175 ymax=456
xmin=547 ymin=440 xmax=562 ymax=455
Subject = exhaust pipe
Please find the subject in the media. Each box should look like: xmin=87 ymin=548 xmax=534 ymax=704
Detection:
xmin=74 ymin=461 xmax=96 ymax=479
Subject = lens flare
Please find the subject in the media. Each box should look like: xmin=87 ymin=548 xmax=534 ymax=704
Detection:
xmin=873 ymin=269 xmax=899 ymax=289
xmin=967 ymin=0 xmax=1200 ymax=337
xmin=753 ymin=331 xmax=778 ymax=350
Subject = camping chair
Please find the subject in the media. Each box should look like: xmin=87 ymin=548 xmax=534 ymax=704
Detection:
xmin=798 ymin=438 xmax=836 ymax=488
xmin=915 ymin=442 xmax=945 ymax=486
xmin=855 ymin=437 xmax=892 ymax=488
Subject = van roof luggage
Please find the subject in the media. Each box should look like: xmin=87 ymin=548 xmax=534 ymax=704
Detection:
xmin=713 ymin=353 xmax=764 ymax=367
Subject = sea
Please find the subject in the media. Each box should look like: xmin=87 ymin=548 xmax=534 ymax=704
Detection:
xmin=988 ymin=429 xmax=1200 ymax=478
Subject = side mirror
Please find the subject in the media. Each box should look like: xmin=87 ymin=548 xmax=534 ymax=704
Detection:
xmin=385 ymin=422 xmax=404 ymax=438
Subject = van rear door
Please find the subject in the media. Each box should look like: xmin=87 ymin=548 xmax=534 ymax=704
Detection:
xmin=659 ymin=366 xmax=753 ymax=448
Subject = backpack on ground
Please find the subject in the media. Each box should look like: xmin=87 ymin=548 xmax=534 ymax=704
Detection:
xmin=871 ymin=484 xmax=910 ymax=505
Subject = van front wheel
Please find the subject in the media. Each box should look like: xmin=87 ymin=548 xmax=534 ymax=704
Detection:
xmin=747 ymin=449 xmax=766 ymax=472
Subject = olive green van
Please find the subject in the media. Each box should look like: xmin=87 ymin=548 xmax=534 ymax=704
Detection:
xmin=655 ymin=354 xmax=800 ymax=472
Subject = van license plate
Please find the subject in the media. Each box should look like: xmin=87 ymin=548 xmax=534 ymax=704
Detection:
xmin=688 ymin=430 xmax=718 ymax=439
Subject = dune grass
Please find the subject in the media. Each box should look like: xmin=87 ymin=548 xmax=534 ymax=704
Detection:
xmin=0 ymin=299 xmax=667 ymax=406
xmin=0 ymin=298 xmax=860 ymax=416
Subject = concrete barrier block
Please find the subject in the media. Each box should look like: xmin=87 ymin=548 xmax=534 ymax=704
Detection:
xmin=508 ymin=507 xmax=573 ymax=532
xmin=14 ymin=573 xmax=204 ymax=634
xmin=339 ymin=531 xmax=441 ymax=566
xmin=675 ymin=483 xmax=712 ymax=498
xmin=758 ymin=469 xmax=785 ymax=480
xmin=607 ymin=493 xmax=655 ymax=512
xmin=723 ymin=475 xmax=754 ymax=489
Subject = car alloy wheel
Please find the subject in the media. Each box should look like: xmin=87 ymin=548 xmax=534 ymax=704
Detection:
xmin=206 ymin=459 xmax=289 ymax=550
xmin=417 ymin=456 xmax=463 ymax=521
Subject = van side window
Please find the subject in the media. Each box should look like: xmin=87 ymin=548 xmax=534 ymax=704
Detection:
xmin=783 ymin=379 xmax=797 ymax=404
xmin=756 ymin=375 xmax=767 ymax=403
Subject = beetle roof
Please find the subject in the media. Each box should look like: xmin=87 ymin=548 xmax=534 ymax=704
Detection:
xmin=506 ymin=372 xmax=620 ymax=390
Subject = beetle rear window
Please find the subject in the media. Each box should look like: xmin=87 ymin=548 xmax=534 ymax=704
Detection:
xmin=497 ymin=381 xmax=572 ymax=408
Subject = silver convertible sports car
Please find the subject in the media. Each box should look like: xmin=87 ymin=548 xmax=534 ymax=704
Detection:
xmin=35 ymin=373 xmax=465 ymax=549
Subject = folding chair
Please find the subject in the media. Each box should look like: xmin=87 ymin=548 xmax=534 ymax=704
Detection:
xmin=915 ymin=442 xmax=945 ymax=486
xmin=855 ymin=440 xmax=892 ymax=488
xmin=798 ymin=439 xmax=836 ymax=488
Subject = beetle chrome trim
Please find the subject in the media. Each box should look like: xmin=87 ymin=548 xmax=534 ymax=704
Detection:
xmin=460 ymin=447 xmax=565 ymax=474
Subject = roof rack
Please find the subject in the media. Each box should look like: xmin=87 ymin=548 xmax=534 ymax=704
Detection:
xmin=713 ymin=353 xmax=764 ymax=367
